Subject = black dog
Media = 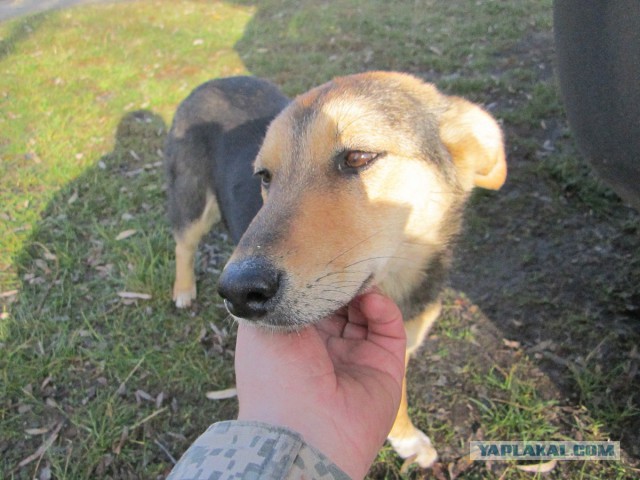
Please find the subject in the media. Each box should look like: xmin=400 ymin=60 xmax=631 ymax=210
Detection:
xmin=164 ymin=77 xmax=289 ymax=307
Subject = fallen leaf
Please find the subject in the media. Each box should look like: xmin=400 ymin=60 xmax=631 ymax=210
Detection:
xmin=113 ymin=427 xmax=129 ymax=455
xmin=206 ymin=388 xmax=237 ymax=400
xmin=503 ymin=338 xmax=521 ymax=349
xmin=116 ymin=382 xmax=127 ymax=396
xmin=34 ymin=259 xmax=50 ymax=273
xmin=135 ymin=389 xmax=154 ymax=403
xmin=117 ymin=292 xmax=152 ymax=300
xmin=43 ymin=251 xmax=57 ymax=261
xmin=156 ymin=392 xmax=165 ymax=409
xmin=41 ymin=376 xmax=52 ymax=390
xmin=115 ymin=229 xmax=137 ymax=241
xmin=515 ymin=459 xmax=558 ymax=473
xmin=18 ymin=421 xmax=63 ymax=468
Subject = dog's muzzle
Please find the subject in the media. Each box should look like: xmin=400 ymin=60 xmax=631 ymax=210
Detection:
xmin=217 ymin=257 xmax=282 ymax=321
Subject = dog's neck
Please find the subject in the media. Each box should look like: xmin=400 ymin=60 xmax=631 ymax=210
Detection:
xmin=379 ymin=250 xmax=451 ymax=322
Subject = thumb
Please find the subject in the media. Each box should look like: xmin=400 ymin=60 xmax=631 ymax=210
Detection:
xmin=358 ymin=291 xmax=406 ymax=348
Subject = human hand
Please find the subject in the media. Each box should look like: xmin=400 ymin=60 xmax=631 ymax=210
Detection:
xmin=235 ymin=289 xmax=406 ymax=479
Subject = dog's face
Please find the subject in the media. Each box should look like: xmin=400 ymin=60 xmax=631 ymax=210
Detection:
xmin=218 ymin=72 xmax=506 ymax=329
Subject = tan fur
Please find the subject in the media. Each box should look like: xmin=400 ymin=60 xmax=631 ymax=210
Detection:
xmin=404 ymin=302 xmax=443 ymax=356
xmin=173 ymin=191 xmax=220 ymax=308
xmin=388 ymin=357 xmax=438 ymax=468
xmin=440 ymin=97 xmax=507 ymax=190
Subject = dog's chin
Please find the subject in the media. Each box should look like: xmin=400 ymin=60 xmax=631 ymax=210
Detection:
xmin=357 ymin=274 xmax=376 ymax=296
xmin=229 ymin=305 xmax=335 ymax=332
xmin=234 ymin=316 xmax=311 ymax=333
xmin=229 ymin=275 xmax=377 ymax=333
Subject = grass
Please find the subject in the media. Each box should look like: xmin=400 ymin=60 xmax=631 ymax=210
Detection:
xmin=470 ymin=365 xmax=560 ymax=441
xmin=1 ymin=0 xmax=639 ymax=479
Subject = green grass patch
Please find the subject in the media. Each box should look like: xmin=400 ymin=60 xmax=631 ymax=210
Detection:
xmin=471 ymin=365 xmax=560 ymax=441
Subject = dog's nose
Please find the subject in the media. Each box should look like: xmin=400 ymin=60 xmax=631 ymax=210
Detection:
xmin=217 ymin=257 xmax=281 ymax=320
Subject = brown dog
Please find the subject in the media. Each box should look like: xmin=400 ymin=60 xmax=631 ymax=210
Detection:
xmin=166 ymin=72 xmax=506 ymax=467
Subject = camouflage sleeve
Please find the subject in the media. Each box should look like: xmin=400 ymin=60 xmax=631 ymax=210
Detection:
xmin=167 ymin=420 xmax=352 ymax=480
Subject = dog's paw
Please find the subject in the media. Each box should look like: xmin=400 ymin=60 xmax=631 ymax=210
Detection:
xmin=173 ymin=285 xmax=196 ymax=308
xmin=388 ymin=429 xmax=438 ymax=469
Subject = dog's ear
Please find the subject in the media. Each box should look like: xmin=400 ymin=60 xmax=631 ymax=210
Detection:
xmin=439 ymin=97 xmax=507 ymax=191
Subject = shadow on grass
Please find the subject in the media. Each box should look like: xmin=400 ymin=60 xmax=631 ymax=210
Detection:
xmin=2 ymin=110 xmax=237 ymax=478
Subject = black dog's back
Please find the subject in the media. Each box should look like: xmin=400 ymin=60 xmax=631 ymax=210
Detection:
xmin=165 ymin=76 xmax=290 ymax=243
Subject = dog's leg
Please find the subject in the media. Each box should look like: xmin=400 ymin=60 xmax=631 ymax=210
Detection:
xmin=173 ymin=192 xmax=220 ymax=308
xmin=387 ymin=301 xmax=441 ymax=468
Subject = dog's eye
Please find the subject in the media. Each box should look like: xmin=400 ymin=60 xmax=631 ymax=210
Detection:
xmin=344 ymin=151 xmax=379 ymax=170
xmin=255 ymin=169 xmax=272 ymax=188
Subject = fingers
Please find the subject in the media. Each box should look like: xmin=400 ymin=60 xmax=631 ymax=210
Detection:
xmin=341 ymin=320 xmax=368 ymax=340
xmin=326 ymin=290 xmax=405 ymax=346
xmin=315 ymin=306 xmax=349 ymax=340
xmin=358 ymin=292 xmax=406 ymax=342
xmin=316 ymin=314 xmax=347 ymax=339
xmin=328 ymin=290 xmax=388 ymax=340
xmin=343 ymin=286 xmax=382 ymax=329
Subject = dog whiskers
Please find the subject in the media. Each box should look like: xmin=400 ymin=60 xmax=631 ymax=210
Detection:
xmin=316 ymin=288 xmax=354 ymax=298
xmin=311 ymin=279 xmax=363 ymax=287
xmin=324 ymin=229 xmax=384 ymax=267
xmin=342 ymin=255 xmax=412 ymax=270
xmin=314 ymin=269 xmax=371 ymax=282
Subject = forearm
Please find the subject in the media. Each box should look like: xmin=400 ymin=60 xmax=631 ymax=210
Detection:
xmin=167 ymin=420 xmax=351 ymax=480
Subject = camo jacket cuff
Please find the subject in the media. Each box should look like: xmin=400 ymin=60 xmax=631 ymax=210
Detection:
xmin=167 ymin=420 xmax=352 ymax=480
